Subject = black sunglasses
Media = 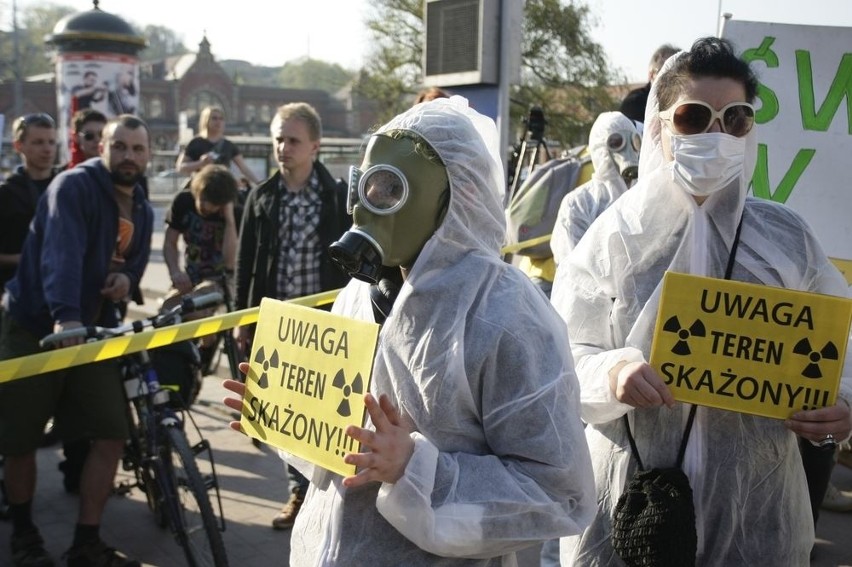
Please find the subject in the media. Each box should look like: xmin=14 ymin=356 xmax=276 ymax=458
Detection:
xmin=80 ymin=130 xmax=102 ymax=141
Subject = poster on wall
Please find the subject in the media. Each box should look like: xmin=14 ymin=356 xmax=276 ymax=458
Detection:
xmin=55 ymin=53 xmax=139 ymax=162
xmin=722 ymin=20 xmax=852 ymax=263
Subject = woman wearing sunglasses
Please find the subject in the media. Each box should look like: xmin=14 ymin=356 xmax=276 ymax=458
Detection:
xmin=551 ymin=36 xmax=851 ymax=566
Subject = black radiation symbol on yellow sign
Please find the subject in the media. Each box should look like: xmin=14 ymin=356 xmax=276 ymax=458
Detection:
xmin=662 ymin=316 xmax=706 ymax=355
xmin=792 ymin=338 xmax=839 ymax=379
xmin=332 ymin=369 xmax=364 ymax=417
xmin=252 ymin=346 xmax=279 ymax=389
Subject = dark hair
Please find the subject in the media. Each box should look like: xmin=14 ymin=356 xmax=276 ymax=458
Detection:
xmin=190 ymin=164 xmax=239 ymax=205
xmin=72 ymin=108 xmax=108 ymax=133
xmin=12 ymin=113 xmax=56 ymax=142
xmin=656 ymin=37 xmax=758 ymax=111
xmin=104 ymin=114 xmax=150 ymax=143
xmin=649 ymin=44 xmax=680 ymax=76
xmin=413 ymin=87 xmax=450 ymax=105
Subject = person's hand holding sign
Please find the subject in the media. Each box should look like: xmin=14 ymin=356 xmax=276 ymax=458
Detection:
xmin=223 ymin=372 xmax=248 ymax=433
xmin=609 ymin=360 xmax=676 ymax=409
xmin=342 ymin=393 xmax=414 ymax=488
xmin=222 ymin=369 xmax=415 ymax=485
xmin=785 ymin=397 xmax=852 ymax=447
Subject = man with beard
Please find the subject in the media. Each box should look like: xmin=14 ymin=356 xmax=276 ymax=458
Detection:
xmin=0 ymin=114 xmax=152 ymax=567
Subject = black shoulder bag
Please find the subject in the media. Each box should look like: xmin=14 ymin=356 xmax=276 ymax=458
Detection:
xmin=611 ymin=216 xmax=743 ymax=567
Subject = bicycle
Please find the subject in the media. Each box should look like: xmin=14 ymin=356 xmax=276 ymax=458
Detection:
xmin=197 ymin=272 xmax=260 ymax=448
xmin=40 ymin=293 xmax=230 ymax=567
xmin=194 ymin=272 xmax=243 ymax=384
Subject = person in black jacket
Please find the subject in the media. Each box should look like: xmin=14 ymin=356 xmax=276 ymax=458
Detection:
xmin=0 ymin=113 xmax=61 ymax=293
xmin=619 ymin=44 xmax=680 ymax=128
xmin=234 ymin=101 xmax=350 ymax=530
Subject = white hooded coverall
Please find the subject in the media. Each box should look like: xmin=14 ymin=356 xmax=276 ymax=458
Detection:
xmin=551 ymin=52 xmax=852 ymax=566
xmin=550 ymin=111 xmax=638 ymax=265
xmin=286 ymin=96 xmax=595 ymax=566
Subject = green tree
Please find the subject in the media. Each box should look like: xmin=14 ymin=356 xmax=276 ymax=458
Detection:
xmin=139 ymin=24 xmax=189 ymax=61
xmin=0 ymin=4 xmax=75 ymax=80
xmin=278 ymin=58 xmax=354 ymax=93
xmin=0 ymin=4 xmax=190 ymax=81
xmin=515 ymin=0 xmax=618 ymax=147
xmin=356 ymin=0 xmax=618 ymax=147
xmin=352 ymin=0 xmax=424 ymax=123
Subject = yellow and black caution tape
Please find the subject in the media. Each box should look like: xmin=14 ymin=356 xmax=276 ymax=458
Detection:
xmin=500 ymin=234 xmax=553 ymax=255
xmin=829 ymin=257 xmax=852 ymax=286
xmin=0 ymin=289 xmax=339 ymax=385
xmin=0 ymin=232 xmax=558 ymax=385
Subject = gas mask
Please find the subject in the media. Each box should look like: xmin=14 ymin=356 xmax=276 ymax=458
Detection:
xmin=329 ymin=133 xmax=450 ymax=284
xmin=606 ymin=129 xmax=641 ymax=186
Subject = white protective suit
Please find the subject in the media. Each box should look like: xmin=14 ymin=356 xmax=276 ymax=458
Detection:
xmin=551 ymin=53 xmax=852 ymax=566
xmin=550 ymin=112 xmax=637 ymax=265
xmin=287 ymin=96 xmax=595 ymax=566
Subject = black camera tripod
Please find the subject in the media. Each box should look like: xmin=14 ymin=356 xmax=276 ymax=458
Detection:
xmin=509 ymin=106 xmax=552 ymax=198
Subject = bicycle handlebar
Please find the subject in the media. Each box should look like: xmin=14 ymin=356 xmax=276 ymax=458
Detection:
xmin=39 ymin=291 xmax=225 ymax=348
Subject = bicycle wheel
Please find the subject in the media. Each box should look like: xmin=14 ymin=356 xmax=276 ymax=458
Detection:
xmin=141 ymin=461 xmax=169 ymax=528
xmin=125 ymin=399 xmax=168 ymax=528
xmin=162 ymin=426 xmax=229 ymax=567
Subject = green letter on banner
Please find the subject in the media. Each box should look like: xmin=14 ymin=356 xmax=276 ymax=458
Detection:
xmin=741 ymin=37 xmax=780 ymax=123
xmin=751 ymin=144 xmax=816 ymax=203
xmin=797 ymin=51 xmax=852 ymax=133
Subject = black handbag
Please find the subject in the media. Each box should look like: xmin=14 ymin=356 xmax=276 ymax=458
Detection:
xmin=612 ymin=214 xmax=744 ymax=566
xmin=611 ymin=405 xmax=698 ymax=567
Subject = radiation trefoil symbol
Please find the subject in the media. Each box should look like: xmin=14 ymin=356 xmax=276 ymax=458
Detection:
xmin=252 ymin=346 xmax=279 ymax=389
xmin=662 ymin=316 xmax=706 ymax=355
xmin=332 ymin=369 xmax=364 ymax=417
xmin=792 ymin=338 xmax=839 ymax=379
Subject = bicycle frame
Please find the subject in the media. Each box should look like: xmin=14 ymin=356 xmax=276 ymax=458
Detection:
xmin=195 ymin=272 xmax=243 ymax=383
xmin=41 ymin=292 xmax=230 ymax=566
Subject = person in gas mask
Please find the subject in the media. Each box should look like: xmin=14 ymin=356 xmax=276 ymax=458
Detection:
xmin=551 ymin=37 xmax=851 ymax=566
xmin=224 ymin=96 xmax=595 ymax=565
xmin=550 ymin=111 xmax=640 ymax=266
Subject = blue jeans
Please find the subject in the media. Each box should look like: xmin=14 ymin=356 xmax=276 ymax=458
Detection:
xmin=540 ymin=537 xmax=560 ymax=566
xmin=288 ymin=465 xmax=309 ymax=497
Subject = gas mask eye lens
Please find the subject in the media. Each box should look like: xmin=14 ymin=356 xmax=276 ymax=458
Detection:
xmin=631 ymin=132 xmax=642 ymax=152
xmin=606 ymin=132 xmax=626 ymax=152
xmin=355 ymin=164 xmax=409 ymax=215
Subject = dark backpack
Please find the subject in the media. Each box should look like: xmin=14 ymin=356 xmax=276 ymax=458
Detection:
xmin=149 ymin=341 xmax=202 ymax=408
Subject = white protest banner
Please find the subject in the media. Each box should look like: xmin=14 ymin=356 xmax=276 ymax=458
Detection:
xmin=722 ymin=20 xmax=852 ymax=261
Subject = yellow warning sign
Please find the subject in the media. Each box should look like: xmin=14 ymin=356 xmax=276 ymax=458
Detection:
xmin=649 ymin=272 xmax=852 ymax=420
xmin=830 ymin=257 xmax=852 ymax=286
xmin=240 ymin=298 xmax=380 ymax=476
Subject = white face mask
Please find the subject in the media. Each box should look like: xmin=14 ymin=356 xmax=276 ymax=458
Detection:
xmin=670 ymin=132 xmax=745 ymax=197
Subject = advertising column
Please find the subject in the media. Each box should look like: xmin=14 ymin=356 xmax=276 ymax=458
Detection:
xmin=46 ymin=3 xmax=146 ymax=163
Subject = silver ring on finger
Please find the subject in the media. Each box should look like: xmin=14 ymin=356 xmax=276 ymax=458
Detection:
xmin=816 ymin=433 xmax=837 ymax=448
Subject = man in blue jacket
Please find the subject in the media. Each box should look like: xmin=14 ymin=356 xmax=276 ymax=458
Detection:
xmin=0 ymin=114 xmax=153 ymax=567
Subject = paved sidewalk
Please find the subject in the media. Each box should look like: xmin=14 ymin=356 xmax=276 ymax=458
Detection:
xmin=0 ymin=375 xmax=295 ymax=566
